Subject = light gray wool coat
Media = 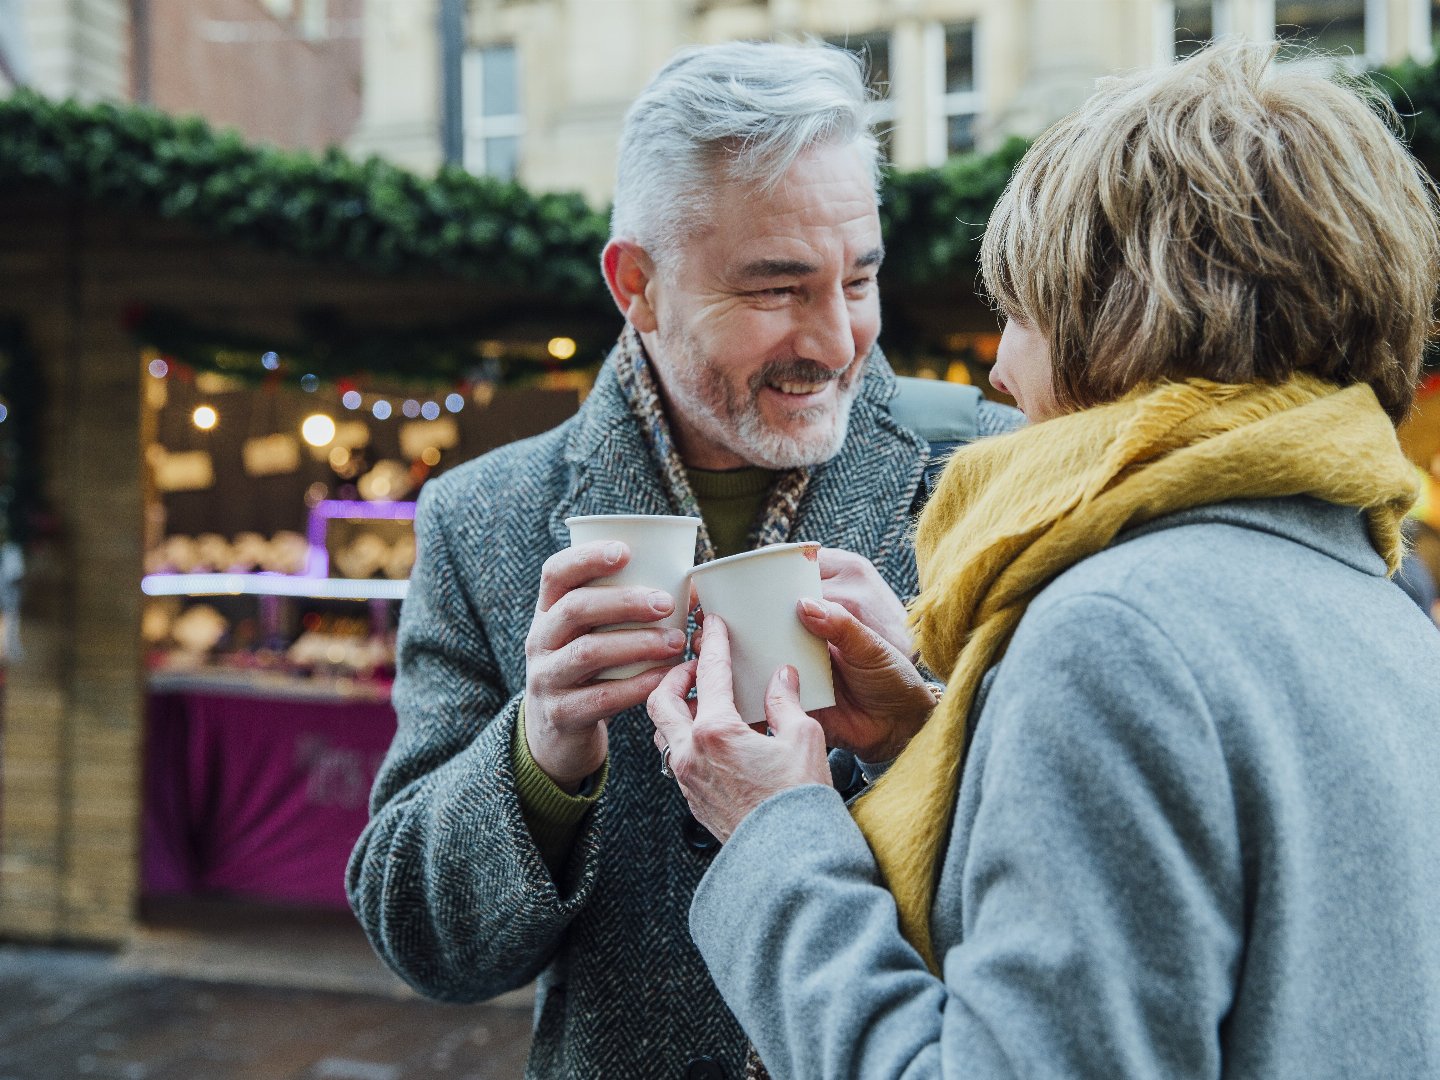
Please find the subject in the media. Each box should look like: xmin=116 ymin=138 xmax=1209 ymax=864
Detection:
xmin=345 ymin=348 xmax=1022 ymax=1080
xmin=692 ymin=497 xmax=1440 ymax=1079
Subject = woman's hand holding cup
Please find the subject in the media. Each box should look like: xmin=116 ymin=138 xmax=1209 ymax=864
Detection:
xmin=795 ymin=596 xmax=936 ymax=764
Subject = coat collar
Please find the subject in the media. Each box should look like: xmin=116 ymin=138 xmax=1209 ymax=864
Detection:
xmin=1117 ymin=496 xmax=1389 ymax=577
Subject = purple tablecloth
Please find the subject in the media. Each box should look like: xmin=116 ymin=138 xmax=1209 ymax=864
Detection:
xmin=142 ymin=688 xmax=396 ymax=908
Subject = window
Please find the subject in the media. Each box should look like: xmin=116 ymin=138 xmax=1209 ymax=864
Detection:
xmin=300 ymin=0 xmax=327 ymax=40
xmin=1274 ymin=0 xmax=1369 ymax=59
xmin=462 ymin=44 xmax=523 ymax=182
xmin=1174 ymin=0 xmax=1223 ymax=58
xmin=926 ymin=22 xmax=981 ymax=163
xmin=826 ymin=31 xmax=894 ymax=159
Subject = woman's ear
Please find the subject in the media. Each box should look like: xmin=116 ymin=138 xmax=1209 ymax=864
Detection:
xmin=602 ymin=240 xmax=660 ymax=333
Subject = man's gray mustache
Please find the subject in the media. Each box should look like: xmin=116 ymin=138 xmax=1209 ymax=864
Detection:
xmin=750 ymin=359 xmax=853 ymax=389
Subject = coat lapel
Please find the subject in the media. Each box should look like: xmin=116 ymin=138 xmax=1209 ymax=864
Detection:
xmin=547 ymin=359 xmax=679 ymax=553
xmin=794 ymin=355 xmax=929 ymax=577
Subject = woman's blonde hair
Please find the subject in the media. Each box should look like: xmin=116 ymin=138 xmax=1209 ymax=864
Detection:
xmin=980 ymin=41 xmax=1440 ymax=421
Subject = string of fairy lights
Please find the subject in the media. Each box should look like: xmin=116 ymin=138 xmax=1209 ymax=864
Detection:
xmin=147 ymin=335 xmax=581 ymax=444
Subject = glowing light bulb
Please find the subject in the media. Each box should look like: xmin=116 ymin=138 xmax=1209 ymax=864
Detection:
xmin=342 ymin=390 xmax=362 ymax=410
xmin=445 ymin=393 xmax=464 ymax=413
xmin=192 ymin=406 xmax=218 ymax=430
xmin=420 ymin=401 xmax=441 ymax=421
xmin=547 ymin=336 xmax=577 ymax=361
xmin=372 ymin=400 xmax=392 ymax=420
xmin=301 ymin=413 xmax=337 ymax=447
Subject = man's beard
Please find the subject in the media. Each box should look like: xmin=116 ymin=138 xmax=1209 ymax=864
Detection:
xmin=656 ymin=324 xmax=865 ymax=470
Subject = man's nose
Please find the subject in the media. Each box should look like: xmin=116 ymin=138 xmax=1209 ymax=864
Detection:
xmin=793 ymin=288 xmax=855 ymax=371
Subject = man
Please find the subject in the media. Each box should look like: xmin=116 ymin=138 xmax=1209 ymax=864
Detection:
xmin=346 ymin=40 xmax=1021 ymax=1080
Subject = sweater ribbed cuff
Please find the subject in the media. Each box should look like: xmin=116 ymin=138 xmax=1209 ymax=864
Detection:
xmin=513 ymin=702 xmax=608 ymax=877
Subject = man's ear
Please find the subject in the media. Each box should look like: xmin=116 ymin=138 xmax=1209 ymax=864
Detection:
xmin=602 ymin=239 xmax=660 ymax=333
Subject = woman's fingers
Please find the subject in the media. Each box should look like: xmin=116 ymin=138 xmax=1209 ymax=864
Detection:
xmin=762 ymin=664 xmax=807 ymax=734
xmin=647 ymin=657 xmax=698 ymax=755
xmin=797 ymin=597 xmax=892 ymax=666
xmin=694 ymin=614 xmax=733 ymax=702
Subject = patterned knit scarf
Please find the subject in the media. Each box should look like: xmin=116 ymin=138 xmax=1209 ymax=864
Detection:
xmin=613 ymin=323 xmax=822 ymax=1080
xmin=611 ymin=323 xmax=812 ymax=558
xmin=848 ymin=374 xmax=1419 ymax=976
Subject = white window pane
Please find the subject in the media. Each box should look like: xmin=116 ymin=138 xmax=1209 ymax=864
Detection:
xmin=1276 ymin=0 xmax=1366 ymax=55
xmin=945 ymin=24 xmax=975 ymax=94
xmin=481 ymin=45 xmax=519 ymax=118
xmin=484 ymin=135 xmax=520 ymax=181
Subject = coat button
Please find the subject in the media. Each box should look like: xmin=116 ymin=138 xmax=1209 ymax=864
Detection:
xmin=682 ymin=813 xmax=720 ymax=852
xmin=683 ymin=1056 xmax=724 ymax=1080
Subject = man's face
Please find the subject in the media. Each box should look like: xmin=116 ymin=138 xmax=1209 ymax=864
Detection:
xmin=640 ymin=142 xmax=883 ymax=471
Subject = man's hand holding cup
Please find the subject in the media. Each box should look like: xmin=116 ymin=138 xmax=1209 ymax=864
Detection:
xmin=524 ymin=516 xmax=700 ymax=793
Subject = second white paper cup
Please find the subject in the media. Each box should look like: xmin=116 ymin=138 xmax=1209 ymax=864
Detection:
xmin=565 ymin=514 xmax=701 ymax=680
xmin=687 ymin=541 xmax=835 ymax=728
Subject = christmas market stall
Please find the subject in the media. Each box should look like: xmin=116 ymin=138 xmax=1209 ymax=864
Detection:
xmin=0 ymin=91 xmax=615 ymax=941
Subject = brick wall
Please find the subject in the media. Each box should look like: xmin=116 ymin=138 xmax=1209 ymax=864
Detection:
xmin=0 ymin=197 xmax=145 ymax=942
xmin=143 ymin=0 xmax=363 ymax=151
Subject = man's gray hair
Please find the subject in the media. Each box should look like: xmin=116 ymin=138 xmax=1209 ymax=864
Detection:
xmin=610 ymin=40 xmax=881 ymax=265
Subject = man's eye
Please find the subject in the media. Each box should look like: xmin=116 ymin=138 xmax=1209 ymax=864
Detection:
xmin=845 ymin=277 xmax=875 ymax=293
xmin=756 ymin=287 xmax=796 ymax=298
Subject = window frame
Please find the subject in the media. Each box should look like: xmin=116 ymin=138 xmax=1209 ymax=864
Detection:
xmin=926 ymin=20 xmax=982 ymax=165
xmin=461 ymin=42 xmax=524 ymax=182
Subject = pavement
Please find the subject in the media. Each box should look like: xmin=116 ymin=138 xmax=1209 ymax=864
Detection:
xmin=0 ymin=900 xmax=535 ymax=1080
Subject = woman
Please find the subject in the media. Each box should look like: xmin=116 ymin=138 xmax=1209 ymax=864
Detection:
xmin=648 ymin=42 xmax=1440 ymax=1079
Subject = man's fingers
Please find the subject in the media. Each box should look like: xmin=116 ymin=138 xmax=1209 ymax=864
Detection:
xmin=546 ymin=666 xmax=672 ymax=732
xmin=530 ymin=586 xmax=677 ymax=653
xmin=543 ymin=626 xmax=686 ymax=686
xmin=536 ymin=541 xmax=630 ymax=611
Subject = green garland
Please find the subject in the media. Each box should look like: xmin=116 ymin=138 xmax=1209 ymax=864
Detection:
xmin=0 ymin=90 xmax=1039 ymax=380
xmin=0 ymin=88 xmax=613 ymax=305
xmin=3 ymin=55 xmax=1439 ymax=382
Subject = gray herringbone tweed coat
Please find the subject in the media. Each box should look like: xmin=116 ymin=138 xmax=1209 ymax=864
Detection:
xmin=346 ymin=348 xmax=1020 ymax=1080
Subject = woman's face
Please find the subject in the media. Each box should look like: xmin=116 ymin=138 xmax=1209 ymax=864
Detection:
xmin=990 ymin=319 xmax=1062 ymax=422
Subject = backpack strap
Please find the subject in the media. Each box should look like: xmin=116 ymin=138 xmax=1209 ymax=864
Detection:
xmin=890 ymin=376 xmax=983 ymax=505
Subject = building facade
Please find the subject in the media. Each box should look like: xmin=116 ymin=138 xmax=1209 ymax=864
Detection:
xmin=0 ymin=0 xmax=363 ymax=152
xmin=350 ymin=0 xmax=1440 ymax=204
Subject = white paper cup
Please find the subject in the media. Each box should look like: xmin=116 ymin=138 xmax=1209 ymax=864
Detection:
xmin=687 ymin=541 xmax=835 ymax=728
xmin=565 ymin=514 xmax=701 ymax=680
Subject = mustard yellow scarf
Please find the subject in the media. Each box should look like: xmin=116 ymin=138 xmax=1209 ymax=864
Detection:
xmin=850 ymin=375 xmax=1419 ymax=972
